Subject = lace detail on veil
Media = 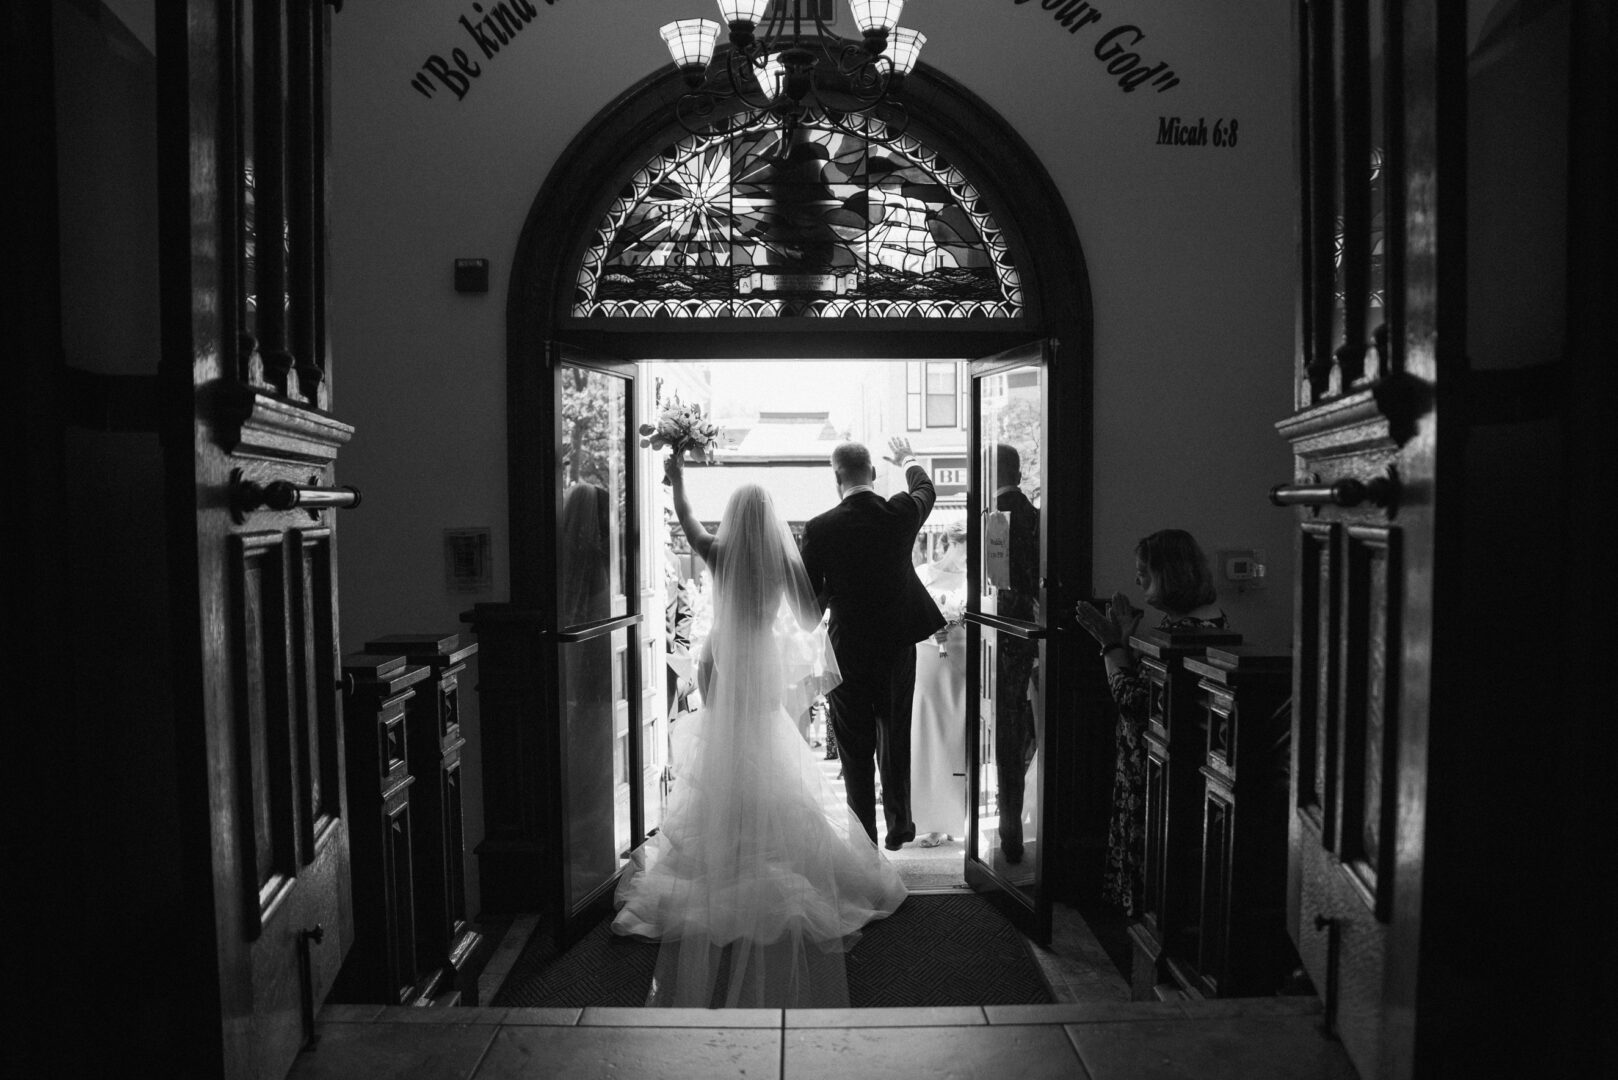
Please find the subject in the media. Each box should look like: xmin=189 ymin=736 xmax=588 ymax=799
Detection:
xmin=612 ymin=484 xmax=905 ymax=1007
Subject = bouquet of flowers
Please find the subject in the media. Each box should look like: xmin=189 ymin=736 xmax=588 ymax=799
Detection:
xmin=934 ymin=587 xmax=967 ymax=656
xmin=640 ymin=393 xmax=722 ymax=484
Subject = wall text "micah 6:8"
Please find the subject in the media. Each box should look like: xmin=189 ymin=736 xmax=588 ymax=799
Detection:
xmin=1157 ymin=116 xmax=1241 ymax=147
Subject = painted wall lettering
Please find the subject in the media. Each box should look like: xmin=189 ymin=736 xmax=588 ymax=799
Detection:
xmin=411 ymin=0 xmax=554 ymax=101
xmin=1013 ymin=0 xmax=1182 ymax=93
xmin=1156 ymin=116 xmax=1241 ymax=147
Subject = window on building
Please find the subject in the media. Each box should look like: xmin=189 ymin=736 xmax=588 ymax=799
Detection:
xmin=906 ymin=361 xmax=963 ymax=430
xmin=926 ymin=362 xmax=957 ymax=427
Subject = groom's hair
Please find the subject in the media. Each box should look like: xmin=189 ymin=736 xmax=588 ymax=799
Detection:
xmin=831 ymin=442 xmax=874 ymax=485
xmin=996 ymin=444 xmax=1021 ymax=486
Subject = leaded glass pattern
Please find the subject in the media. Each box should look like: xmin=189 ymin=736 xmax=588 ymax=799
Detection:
xmin=573 ymin=112 xmax=1021 ymax=318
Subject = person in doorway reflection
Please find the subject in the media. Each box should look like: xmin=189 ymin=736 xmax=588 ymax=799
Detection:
xmin=910 ymin=521 xmax=969 ymax=847
xmin=1075 ymin=528 xmax=1229 ymax=916
xmin=560 ymin=479 xmax=612 ymax=625
xmin=801 ymin=438 xmax=945 ymax=851
xmin=558 ymin=478 xmax=617 ymax=902
xmin=990 ymin=445 xmax=1040 ymax=864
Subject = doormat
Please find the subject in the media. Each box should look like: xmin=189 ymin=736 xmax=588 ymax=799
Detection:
xmin=492 ymin=893 xmax=1056 ymax=1008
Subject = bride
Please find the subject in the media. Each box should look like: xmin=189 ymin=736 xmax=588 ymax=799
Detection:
xmin=612 ymin=451 xmax=907 ymax=1007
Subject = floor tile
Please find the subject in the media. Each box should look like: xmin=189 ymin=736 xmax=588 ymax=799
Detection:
xmin=1178 ymin=996 xmax=1322 ymax=1019
xmin=785 ymin=1005 xmax=986 ymax=1027
xmin=472 ymin=1024 xmax=781 ymax=1080
xmin=318 ymin=1003 xmax=385 ymax=1022
xmin=376 ymin=1005 xmax=504 ymax=1024
xmin=500 ymin=1007 xmax=582 ymax=1026
xmin=986 ymin=1001 xmax=1185 ymax=1025
xmin=786 ymin=1024 xmax=1087 ymax=1079
xmin=580 ymin=1006 xmax=780 ymax=1028
xmin=287 ymin=1020 xmax=497 ymax=1080
xmin=1069 ymin=1016 xmax=1356 ymax=1080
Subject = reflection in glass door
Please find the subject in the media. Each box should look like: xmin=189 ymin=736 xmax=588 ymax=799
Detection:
xmin=965 ymin=344 xmax=1049 ymax=932
xmin=554 ymin=351 xmax=645 ymax=928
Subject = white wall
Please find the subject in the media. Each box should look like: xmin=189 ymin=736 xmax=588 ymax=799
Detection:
xmin=330 ymin=0 xmax=1302 ymax=910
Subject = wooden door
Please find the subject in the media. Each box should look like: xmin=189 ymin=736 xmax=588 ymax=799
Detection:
xmin=173 ymin=0 xmax=357 ymax=1074
xmin=963 ymin=339 xmax=1058 ymax=943
xmin=1281 ymin=1 xmax=1607 ymax=1074
xmin=20 ymin=2 xmax=354 ymax=1075
xmin=1282 ymin=2 xmax=1434 ymax=1071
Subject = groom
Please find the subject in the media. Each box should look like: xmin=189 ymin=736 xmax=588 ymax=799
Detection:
xmin=802 ymin=437 xmax=945 ymax=850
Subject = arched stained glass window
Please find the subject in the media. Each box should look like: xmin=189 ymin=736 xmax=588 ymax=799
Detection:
xmin=573 ymin=112 xmax=1022 ymax=318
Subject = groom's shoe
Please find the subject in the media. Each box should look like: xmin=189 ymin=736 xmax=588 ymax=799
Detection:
xmin=884 ymin=828 xmax=916 ymax=851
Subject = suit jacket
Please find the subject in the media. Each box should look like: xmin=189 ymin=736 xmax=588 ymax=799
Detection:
xmin=995 ymin=486 xmax=1041 ymax=623
xmin=802 ymin=463 xmax=946 ymax=668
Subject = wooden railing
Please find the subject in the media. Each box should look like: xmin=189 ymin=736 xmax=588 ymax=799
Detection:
xmin=332 ymin=632 xmax=481 ymax=1005
xmin=1122 ymin=628 xmax=1296 ymax=1000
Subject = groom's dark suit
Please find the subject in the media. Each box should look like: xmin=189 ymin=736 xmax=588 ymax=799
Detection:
xmin=802 ymin=462 xmax=945 ymax=846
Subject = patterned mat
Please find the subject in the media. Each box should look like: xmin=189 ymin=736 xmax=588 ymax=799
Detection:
xmin=492 ymin=893 xmax=1056 ymax=1008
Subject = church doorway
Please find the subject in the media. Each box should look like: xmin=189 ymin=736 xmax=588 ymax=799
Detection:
xmin=477 ymin=58 xmax=1095 ymax=950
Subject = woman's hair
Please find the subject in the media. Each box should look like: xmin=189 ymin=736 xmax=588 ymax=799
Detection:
xmin=1135 ymin=529 xmax=1217 ymax=613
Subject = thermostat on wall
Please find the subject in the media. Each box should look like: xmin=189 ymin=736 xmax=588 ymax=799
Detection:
xmin=454 ymin=258 xmax=489 ymax=293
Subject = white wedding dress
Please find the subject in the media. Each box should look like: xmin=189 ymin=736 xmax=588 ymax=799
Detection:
xmin=612 ymin=484 xmax=906 ymax=1008
xmin=911 ymin=550 xmax=968 ymax=838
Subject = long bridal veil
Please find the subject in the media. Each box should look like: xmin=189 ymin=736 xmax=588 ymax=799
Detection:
xmin=613 ymin=484 xmax=906 ymax=1007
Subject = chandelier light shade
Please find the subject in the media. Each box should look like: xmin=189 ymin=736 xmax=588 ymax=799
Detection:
xmin=714 ymin=0 xmax=770 ymax=25
xmin=759 ymin=53 xmax=788 ymax=98
xmin=887 ymin=27 xmax=926 ymax=75
xmin=849 ymin=0 xmax=905 ymax=35
xmin=658 ymin=1 xmax=921 ymax=137
xmin=661 ymin=19 xmax=722 ymax=73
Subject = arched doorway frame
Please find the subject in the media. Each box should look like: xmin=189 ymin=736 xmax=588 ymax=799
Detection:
xmin=506 ymin=59 xmax=1097 ymax=607
xmin=484 ymin=59 xmax=1110 ymax=922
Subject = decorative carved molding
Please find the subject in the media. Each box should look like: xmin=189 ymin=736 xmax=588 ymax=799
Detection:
xmin=1277 ymin=372 xmax=1433 ymax=460
xmin=218 ymin=385 xmax=354 ymax=464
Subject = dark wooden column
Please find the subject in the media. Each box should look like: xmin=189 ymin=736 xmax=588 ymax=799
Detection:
xmin=1183 ymin=645 xmax=1295 ymax=997
xmin=1126 ymin=626 xmax=1240 ymax=1000
xmin=364 ymin=632 xmax=481 ymax=1002
xmin=461 ymin=604 xmax=552 ymax=914
xmin=331 ymin=654 xmax=430 ymax=1004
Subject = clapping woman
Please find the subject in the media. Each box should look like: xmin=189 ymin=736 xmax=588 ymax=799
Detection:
xmin=1074 ymin=529 xmax=1228 ymax=916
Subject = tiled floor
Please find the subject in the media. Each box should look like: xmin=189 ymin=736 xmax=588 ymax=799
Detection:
xmin=293 ymin=998 xmax=1356 ymax=1079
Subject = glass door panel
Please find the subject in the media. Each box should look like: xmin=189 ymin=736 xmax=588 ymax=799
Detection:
xmin=965 ymin=343 xmax=1050 ymax=935
xmin=550 ymin=346 xmax=644 ymax=933
xmin=559 ymin=626 xmax=634 ymax=912
xmin=560 ymin=366 xmax=629 ymax=626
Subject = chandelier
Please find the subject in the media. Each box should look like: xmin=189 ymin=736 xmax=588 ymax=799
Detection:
xmin=658 ymin=1 xmax=925 ymax=137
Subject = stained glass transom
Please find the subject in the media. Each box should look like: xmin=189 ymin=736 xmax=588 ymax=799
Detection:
xmin=573 ymin=112 xmax=1022 ymax=318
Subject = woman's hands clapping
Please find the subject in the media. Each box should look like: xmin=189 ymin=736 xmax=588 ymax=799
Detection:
xmin=1075 ymin=591 xmax=1143 ymax=651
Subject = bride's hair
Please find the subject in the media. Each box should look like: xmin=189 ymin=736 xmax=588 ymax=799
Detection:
xmin=712 ymin=484 xmax=817 ymax=630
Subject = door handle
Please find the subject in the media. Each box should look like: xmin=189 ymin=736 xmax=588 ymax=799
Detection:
xmin=1269 ymin=474 xmax=1396 ymax=510
xmin=231 ymin=468 xmax=362 ymax=522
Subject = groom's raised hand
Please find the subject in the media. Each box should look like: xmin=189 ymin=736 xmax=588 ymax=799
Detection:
xmin=884 ymin=437 xmax=917 ymax=468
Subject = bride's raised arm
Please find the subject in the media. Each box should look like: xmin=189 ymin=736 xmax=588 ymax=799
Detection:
xmin=666 ymin=452 xmax=715 ymax=567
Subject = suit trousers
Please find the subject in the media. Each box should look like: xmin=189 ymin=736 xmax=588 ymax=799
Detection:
xmin=826 ymin=647 xmax=917 ymax=846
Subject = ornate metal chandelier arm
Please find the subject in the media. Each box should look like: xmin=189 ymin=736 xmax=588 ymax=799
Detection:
xmin=674 ymin=91 xmax=724 ymax=135
xmin=835 ymin=39 xmax=890 ymax=80
xmin=720 ymin=47 xmax=777 ymax=110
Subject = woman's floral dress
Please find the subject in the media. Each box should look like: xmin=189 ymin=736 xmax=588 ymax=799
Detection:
xmin=1101 ymin=612 xmax=1230 ymax=916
